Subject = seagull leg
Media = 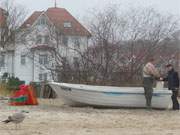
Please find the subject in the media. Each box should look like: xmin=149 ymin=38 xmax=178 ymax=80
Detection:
xmin=15 ymin=124 xmax=20 ymax=130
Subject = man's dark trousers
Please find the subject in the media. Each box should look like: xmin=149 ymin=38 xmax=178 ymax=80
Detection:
xmin=171 ymin=90 xmax=179 ymax=110
xmin=143 ymin=77 xmax=153 ymax=108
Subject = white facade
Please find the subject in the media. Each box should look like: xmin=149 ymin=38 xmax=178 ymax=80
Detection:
xmin=0 ymin=10 xmax=90 ymax=84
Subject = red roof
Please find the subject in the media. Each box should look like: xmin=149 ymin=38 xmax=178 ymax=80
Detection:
xmin=21 ymin=7 xmax=91 ymax=37
xmin=21 ymin=11 xmax=43 ymax=28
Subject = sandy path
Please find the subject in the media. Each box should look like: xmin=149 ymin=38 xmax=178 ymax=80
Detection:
xmin=0 ymin=99 xmax=180 ymax=135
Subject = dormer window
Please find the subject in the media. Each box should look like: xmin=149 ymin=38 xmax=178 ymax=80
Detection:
xmin=37 ymin=16 xmax=47 ymax=26
xmin=40 ymin=18 xmax=46 ymax=25
xmin=63 ymin=22 xmax=72 ymax=28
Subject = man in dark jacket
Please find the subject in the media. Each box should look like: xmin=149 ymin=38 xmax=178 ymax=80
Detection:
xmin=161 ymin=64 xmax=179 ymax=110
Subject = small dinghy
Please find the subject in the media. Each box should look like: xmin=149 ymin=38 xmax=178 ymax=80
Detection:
xmin=49 ymin=82 xmax=172 ymax=109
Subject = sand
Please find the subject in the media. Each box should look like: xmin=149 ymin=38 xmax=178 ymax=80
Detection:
xmin=0 ymin=98 xmax=180 ymax=135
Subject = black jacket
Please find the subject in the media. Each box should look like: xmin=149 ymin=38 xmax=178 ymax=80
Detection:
xmin=164 ymin=69 xmax=179 ymax=90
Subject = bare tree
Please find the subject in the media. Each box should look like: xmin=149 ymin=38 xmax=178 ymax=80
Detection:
xmin=112 ymin=8 xmax=179 ymax=83
xmin=83 ymin=6 xmax=180 ymax=85
xmin=84 ymin=6 xmax=122 ymax=84
xmin=0 ymin=0 xmax=26 ymax=49
xmin=10 ymin=4 xmax=179 ymax=86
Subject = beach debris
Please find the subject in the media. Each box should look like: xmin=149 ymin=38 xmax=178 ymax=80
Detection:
xmin=0 ymin=96 xmax=9 ymax=100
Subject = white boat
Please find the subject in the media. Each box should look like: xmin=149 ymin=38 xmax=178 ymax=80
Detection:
xmin=49 ymin=82 xmax=172 ymax=109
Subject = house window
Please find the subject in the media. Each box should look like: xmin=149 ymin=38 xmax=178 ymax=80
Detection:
xmin=61 ymin=57 xmax=68 ymax=67
xmin=74 ymin=37 xmax=80 ymax=49
xmin=44 ymin=73 xmax=47 ymax=80
xmin=36 ymin=35 xmax=42 ymax=44
xmin=39 ymin=73 xmax=47 ymax=81
xmin=39 ymin=54 xmax=48 ymax=65
xmin=62 ymin=36 xmax=68 ymax=46
xmin=37 ymin=16 xmax=47 ymax=26
xmin=63 ymin=22 xmax=72 ymax=28
xmin=73 ymin=57 xmax=79 ymax=68
xmin=62 ymin=57 xmax=67 ymax=63
xmin=21 ymin=55 xmax=26 ymax=65
xmin=41 ymin=18 xmax=46 ymax=25
xmin=0 ymin=55 xmax=5 ymax=67
xmin=44 ymin=35 xmax=49 ymax=44
xmin=39 ymin=74 xmax=42 ymax=80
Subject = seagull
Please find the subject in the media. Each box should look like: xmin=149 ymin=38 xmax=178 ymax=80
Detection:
xmin=2 ymin=111 xmax=27 ymax=129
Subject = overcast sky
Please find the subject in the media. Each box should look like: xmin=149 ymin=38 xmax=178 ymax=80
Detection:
xmin=13 ymin=0 xmax=180 ymax=19
xmin=13 ymin=0 xmax=180 ymax=15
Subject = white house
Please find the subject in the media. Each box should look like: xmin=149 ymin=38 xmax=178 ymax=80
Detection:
xmin=0 ymin=7 xmax=91 ymax=83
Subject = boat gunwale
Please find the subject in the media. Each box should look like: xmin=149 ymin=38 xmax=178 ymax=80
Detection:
xmin=49 ymin=82 xmax=172 ymax=96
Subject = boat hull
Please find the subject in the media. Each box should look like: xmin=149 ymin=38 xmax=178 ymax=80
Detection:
xmin=49 ymin=82 xmax=172 ymax=109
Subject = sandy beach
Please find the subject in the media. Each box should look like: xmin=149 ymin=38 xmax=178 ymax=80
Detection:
xmin=0 ymin=98 xmax=180 ymax=135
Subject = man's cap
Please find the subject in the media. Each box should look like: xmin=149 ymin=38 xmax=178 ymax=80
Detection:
xmin=148 ymin=57 xmax=154 ymax=62
xmin=166 ymin=64 xmax=173 ymax=67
